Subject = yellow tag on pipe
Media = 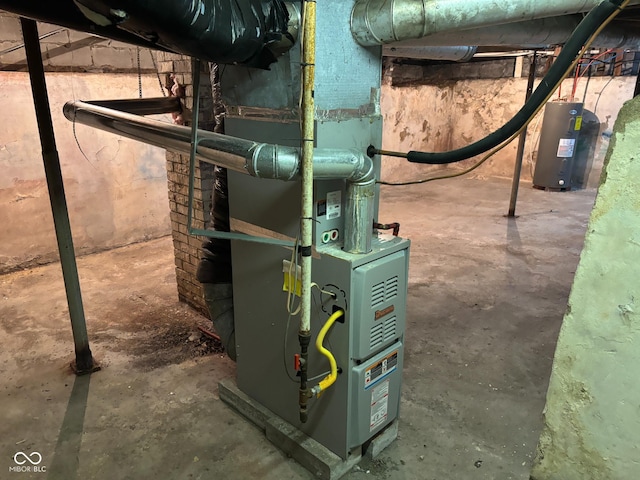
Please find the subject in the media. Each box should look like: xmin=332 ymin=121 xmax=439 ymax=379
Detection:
xmin=282 ymin=260 xmax=302 ymax=297
xmin=575 ymin=116 xmax=583 ymax=131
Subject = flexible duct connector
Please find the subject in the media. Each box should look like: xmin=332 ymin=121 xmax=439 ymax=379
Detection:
xmin=350 ymin=0 xmax=640 ymax=47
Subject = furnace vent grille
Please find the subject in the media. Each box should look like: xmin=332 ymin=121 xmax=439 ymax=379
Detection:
xmin=371 ymin=275 xmax=399 ymax=308
xmin=370 ymin=315 xmax=397 ymax=350
xmin=385 ymin=276 xmax=398 ymax=300
xmin=371 ymin=282 xmax=385 ymax=307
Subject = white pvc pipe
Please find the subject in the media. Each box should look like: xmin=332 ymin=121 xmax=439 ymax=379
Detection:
xmin=351 ymin=0 xmax=640 ymax=46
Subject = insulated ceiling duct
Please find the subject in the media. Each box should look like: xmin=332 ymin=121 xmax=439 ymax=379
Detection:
xmin=0 ymin=0 xmax=295 ymax=68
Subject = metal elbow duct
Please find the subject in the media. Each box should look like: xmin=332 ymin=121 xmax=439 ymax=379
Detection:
xmin=65 ymin=99 xmax=376 ymax=253
xmin=312 ymin=149 xmax=375 ymax=184
xmin=248 ymin=146 xmax=375 ymax=253
xmin=311 ymin=149 xmax=375 ymax=253
xmin=351 ymin=0 xmax=640 ymax=47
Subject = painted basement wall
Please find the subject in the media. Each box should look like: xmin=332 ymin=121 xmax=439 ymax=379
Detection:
xmin=380 ymin=75 xmax=636 ymax=186
xmin=531 ymin=94 xmax=640 ymax=480
xmin=0 ymin=72 xmax=171 ymax=273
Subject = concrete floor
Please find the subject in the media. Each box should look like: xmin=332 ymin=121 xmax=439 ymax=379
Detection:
xmin=0 ymin=177 xmax=597 ymax=479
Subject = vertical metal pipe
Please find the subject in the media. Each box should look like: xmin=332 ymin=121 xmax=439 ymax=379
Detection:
xmin=298 ymin=0 xmax=316 ymax=424
xmin=344 ymin=180 xmax=375 ymax=254
xmin=508 ymin=51 xmax=537 ymax=217
xmin=20 ymin=18 xmax=96 ymax=374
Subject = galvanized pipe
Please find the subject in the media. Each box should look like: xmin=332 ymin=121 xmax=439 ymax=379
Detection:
xmin=85 ymin=97 xmax=182 ymax=116
xmin=64 ymin=101 xmax=256 ymax=175
xmin=351 ymin=0 xmax=640 ymax=46
xmin=345 ymin=180 xmax=376 ymax=254
xmin=383 ymin=45 xmax=477 ymax=61
xmin=389 ymin=16 xmax=640 ymax=49
xmin=65 ymin=100 xmax=375 ymax=253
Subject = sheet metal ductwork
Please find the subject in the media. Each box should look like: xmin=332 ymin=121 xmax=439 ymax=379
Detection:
xmin=351 ymin=0 xmax=640 ymax=47
xmin=389 ymin=16 xmax=640 ymax=50
xmin=63 ymin=100 xmax=376 ymax=254
xmin=0 ymin=0 xmax=295 ymax=68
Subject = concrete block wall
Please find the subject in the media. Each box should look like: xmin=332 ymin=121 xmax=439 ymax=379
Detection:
xmin=156 ymin=52 xmax=215 ymax=316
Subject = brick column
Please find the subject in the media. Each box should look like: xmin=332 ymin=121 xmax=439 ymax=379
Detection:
xmin=156 ymin=52 xmax=215 ymax=316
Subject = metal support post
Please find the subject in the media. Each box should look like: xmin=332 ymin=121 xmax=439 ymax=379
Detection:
xmin=508 ymin=51 xmax=537 ymax=217
xmin=20 ymin=18 xmax=97 ymax=375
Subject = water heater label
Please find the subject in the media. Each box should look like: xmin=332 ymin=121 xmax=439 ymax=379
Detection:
xmin=326 ymin=191 xmax=341 ymax=220
xmin=557 ymin=138 xmax=576 ymax=158
xmin=370 ymin=380 xmax=389 ymax=431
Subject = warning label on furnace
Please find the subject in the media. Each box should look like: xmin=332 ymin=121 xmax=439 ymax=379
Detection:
xmin=364 ymin=351 xmax=398 ymax=389
xmin=326 ymin=191 xmax=341 ymax=220
xmin=557 ymin=138 xmax=576 ymax=158
xmin=370 ymin=380 xmax=389 ymax=431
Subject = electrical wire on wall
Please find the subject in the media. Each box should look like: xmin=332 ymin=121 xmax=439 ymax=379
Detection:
xmin=377 ymin=0 xmax=631 ymax=186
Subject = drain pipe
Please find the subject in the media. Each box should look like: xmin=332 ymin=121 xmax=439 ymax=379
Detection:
xmin=351 ymin=0 xmax=640 ymax=46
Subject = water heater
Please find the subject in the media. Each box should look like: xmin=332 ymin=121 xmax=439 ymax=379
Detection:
xmin=533 ymin=101 xmax=584 ymax=190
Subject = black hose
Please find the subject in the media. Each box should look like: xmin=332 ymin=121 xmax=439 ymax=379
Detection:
xmin=382 ymin=0 xmax=625 ymax=165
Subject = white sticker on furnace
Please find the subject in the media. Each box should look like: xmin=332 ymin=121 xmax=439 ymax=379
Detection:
xmin=370 ymin=379 xmax=389 ymax=432
xmin=326 ymin=191 xmax=341 ymax=220
xmin=557 ymin=138 xmax=576 ymax=158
